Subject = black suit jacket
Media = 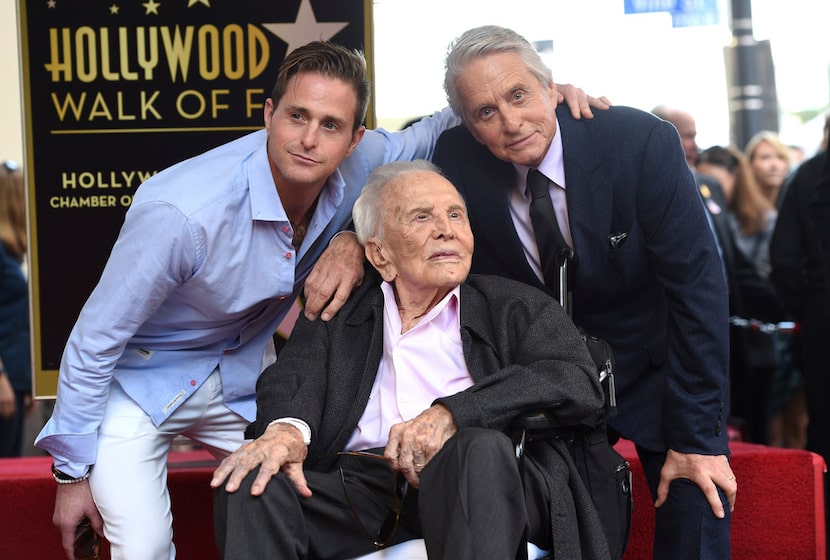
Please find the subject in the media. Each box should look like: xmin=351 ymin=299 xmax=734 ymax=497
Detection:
xmin=772 ymin=150 xmax=830 ymax=318
xmin=433 ymin=105 xmax=730 ymax=455
xmin=249 ymin=268 xmax=610 ymax=557
xmin=810 ymin=150 xmax=830 ymax=284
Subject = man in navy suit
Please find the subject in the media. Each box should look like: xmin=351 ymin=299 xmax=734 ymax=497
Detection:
xmin=432 ymin=25 xmax=736 ymax=559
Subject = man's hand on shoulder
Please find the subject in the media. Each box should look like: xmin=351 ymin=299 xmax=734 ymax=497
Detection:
xmin=556 ymin=83 xmax=612 ymax=120
xmin=303 ymin=231 xmax=365 ymax=321
xmin=211 ymin=422 xmax=309 ymax=497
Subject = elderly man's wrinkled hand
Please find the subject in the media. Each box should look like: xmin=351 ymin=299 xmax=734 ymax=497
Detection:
xmin=303 ymin=231 xmax=365 ymax=321
xmin=211 ymin=423 xmax=309 ymax=497
xmin=655 ymin=449 xmax=736 ymax=518
xmin=385 ymin=404 xmax=457 ymax=488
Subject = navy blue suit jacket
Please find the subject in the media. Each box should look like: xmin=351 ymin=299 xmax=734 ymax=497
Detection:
xmin=433 ymin=105 xmax=729 ymax=455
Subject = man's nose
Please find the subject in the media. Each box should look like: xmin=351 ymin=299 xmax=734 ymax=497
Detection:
xmin=300 ymin=125 xmax=319 ymax=148
xmin=501 ymin=107 xmax=522 ymax=132
xmin=434 ymin=215 xmax=455 ymax=238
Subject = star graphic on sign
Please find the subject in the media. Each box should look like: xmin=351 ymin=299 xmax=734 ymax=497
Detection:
xmin=109 ymin=3 xmax=120 ymax=14
xmin=143 ymin=0 xmax=161 ymax=15
xmin=47 ymin=0 xmax=56 ymax=8
xmin=187 ymin=0 xmax=210 ymax=7
xmin=263 ymin=0 xmax=349 ymax=53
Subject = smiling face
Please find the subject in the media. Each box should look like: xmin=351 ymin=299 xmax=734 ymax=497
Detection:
xmin=367 ymin=171 xmax=474 ymax=302
xmin=749 ymin=139 xmax=790 ymax=193
xmin=263 ymin=72 xmax=365 ymax=193
xmin=455 ymin=51 xmax=558 ymax=168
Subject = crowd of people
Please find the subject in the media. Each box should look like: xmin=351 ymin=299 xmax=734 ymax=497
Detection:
xmin=696 ymin=119 xmax=830 ymax=457
xmin=1 ymin=22 xmax=828 ymax=560
xmin=653 ymin=106 xmax=829 ymax=459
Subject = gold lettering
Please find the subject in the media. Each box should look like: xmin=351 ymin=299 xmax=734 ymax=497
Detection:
xmin=99 ymin=28 xmax=119 ymax=81
xmin=211 ymin=89 xmax=230 ymax=118
xmin=177 ymin=89 xmax=205 ymax=119
xmin=136 ymin=27 xmax=159 ymax=80
xmin=198 ymin=25 xmax=220 ymax=80
xmin=141 ymin=90 xmax=162 ymax=120
xmin=117 ymin=91 xmax=137 ymax=120
xmin=75 ymin=27 xmax=97 ymax=83
xmin=137 ymin=171 xmax=155 ymax=183
xmin=61 ymin=172 xmax=77 ymax=189
xmin=49 ymin=195 xmax=118 ymax=208
xmin=223 ymin=25 xmax=244 ymax=80
xmin=44 ymin=24 xmax=271 ymax=84
xmin=60 ymin=171 xmax=156 ymax=190
xmin=118 ymin=27 xmax=139 ymax=80
xmin=88 ymin=92 xmax=114 ymax=121
xmin=247 ymin=25 xmax=269 ymax=79
xmin=45 ymin=28 xmax=73 ymax=82
xmin=51 ymin=92 xmax=87 ymax=121
xmin=245 ymin=88 xmax=264 ymax=118
xmin=160 ymin=26 xmax=194 ymax=82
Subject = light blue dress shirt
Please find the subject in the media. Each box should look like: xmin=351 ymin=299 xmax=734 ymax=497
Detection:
xmin=36 ymin=108 xmax=460 ymax=475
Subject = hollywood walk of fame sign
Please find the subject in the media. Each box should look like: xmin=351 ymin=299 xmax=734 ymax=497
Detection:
xmin=18 ymin=0 xmax=372 ymax=396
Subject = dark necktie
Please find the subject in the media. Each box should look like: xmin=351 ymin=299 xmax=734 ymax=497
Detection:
xmin=527 ymin=168 xmax=572 ymax=302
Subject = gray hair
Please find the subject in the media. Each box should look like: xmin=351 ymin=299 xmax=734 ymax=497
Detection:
xmin=352 ymin=160 xmax=444 ymax=244
xmin=444 ymin=25 xmax=553 ymax=120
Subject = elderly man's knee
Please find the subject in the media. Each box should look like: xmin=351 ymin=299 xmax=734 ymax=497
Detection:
xmin=439 ymin=427 xmax=516 ymax=471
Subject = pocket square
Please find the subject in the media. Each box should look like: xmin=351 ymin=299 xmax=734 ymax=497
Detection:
xmin=609 ymin=232 xmax=628 ymax=249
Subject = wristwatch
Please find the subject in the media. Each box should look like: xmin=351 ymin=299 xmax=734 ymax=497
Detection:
xmin=51 ymin=463 xmax=91 ymax=484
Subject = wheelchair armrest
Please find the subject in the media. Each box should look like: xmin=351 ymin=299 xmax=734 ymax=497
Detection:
xmin=511 ymin=408 xmax=607 ymax=462
xmin=510 ymin=410 xmax=572 ymax=462
xmin=512 ymin=409 xmax=574 ymax=441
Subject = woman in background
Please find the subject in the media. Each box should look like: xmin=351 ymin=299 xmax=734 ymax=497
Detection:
xmin=0 ymin=160 xmax=32 ymax=457
xmin=744 ymin=133 xmax=807 ymax=450
xmin=697 ymin=146 xmax=783 ymax=445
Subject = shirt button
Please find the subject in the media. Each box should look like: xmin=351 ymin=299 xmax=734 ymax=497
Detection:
xmin=285 ymin=252 xmax=292 ymax=259
xmin=190 ymin=380 xmax=197 ymax=386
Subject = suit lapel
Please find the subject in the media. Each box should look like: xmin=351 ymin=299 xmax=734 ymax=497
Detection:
xmin=557 ymin=108 xmax=615 ymax=277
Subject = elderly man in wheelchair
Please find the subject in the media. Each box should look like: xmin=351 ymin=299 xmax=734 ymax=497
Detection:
xmin=212 ymin=160 xmax=612 ymax=559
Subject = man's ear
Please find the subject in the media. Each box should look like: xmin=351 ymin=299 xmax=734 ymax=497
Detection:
xmin=346 ymin=126 xmax=366 ymax=156
xmin=264 ymin=98 xmax=275 ymax=131
xmin=365 ymin=238 xmax=396 ymax=282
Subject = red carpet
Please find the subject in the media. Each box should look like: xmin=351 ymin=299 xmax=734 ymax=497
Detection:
xmin=0 ymin=441 xmax=825 ymax=559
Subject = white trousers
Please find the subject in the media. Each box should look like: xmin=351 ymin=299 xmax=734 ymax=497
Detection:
xmin=89 ymin=369 xmax=248 ymax=560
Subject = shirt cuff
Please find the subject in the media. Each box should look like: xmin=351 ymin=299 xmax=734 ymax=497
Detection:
xmin=267 ymin=418 xmax=311 ymax=445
